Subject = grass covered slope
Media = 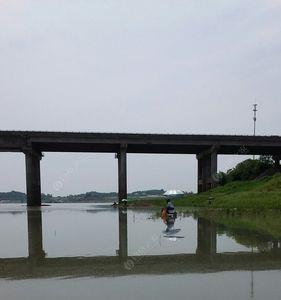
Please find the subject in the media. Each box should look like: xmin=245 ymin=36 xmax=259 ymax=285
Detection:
xmin=176 ymin=173 xmax=281 ymax=209
xmin=129 ymin=173 xmax=281 ymax=209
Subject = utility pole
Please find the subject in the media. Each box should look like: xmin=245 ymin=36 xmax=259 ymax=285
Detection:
xmin=253 ymin=104 xmax=258 ymax=160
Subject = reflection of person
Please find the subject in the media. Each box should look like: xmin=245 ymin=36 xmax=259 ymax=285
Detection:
xmin=165 ymin=215 xmax=175 ymax=232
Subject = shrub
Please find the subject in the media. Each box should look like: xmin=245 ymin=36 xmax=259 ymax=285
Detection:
xmin=219 ymin=157 xmax=273 ymax=184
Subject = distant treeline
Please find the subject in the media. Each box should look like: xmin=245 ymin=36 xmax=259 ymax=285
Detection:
xmin=0 ymin=191 xmax=26 ymax=202
xmin=0 ymin=189 xmax=165 ymax=203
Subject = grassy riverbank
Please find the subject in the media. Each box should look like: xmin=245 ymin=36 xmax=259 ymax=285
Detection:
xmin=128 ymin=173 xmax=281 ymax=209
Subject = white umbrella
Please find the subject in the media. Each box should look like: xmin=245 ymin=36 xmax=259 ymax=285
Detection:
xmin=163 ymin=190 xmax=185 ymax=197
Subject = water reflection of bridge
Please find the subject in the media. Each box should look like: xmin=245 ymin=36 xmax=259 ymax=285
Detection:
xmin=1 ymin=209 xmax=281 ymax=279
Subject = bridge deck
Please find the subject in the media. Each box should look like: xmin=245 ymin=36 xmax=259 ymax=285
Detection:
xmin=1 ymin=131 xmax=281 ymax=154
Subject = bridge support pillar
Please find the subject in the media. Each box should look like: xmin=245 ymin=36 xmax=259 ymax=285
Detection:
xmin=27 ymin=209 xmax=45 ymax=259
xmin=196 ymin=218 xmax=217 ymax=256
xmin=117 ymin=144 xmax=127 ymax=202
xmin=25 ymin=149 xmax=42 ymax=206
xmin=197 ymin=146 xmax=218 ymax=193
xmin=118 ymin=208 xmax=128 ymax=258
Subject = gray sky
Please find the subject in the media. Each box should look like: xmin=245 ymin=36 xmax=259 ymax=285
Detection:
xmin=0 ymin=0 xmax=280 ymax=195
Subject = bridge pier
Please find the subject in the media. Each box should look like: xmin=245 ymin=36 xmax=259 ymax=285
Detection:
xmin=197 ymin=147 xmax=218 ymax=193
xmin=25 ymin=149 xmax=42 ymax=206
xmin=117 ymin=144 xmax=127 ymax=202
xmin=196 ymin=218 xmax=217 ymax=256
xmin=118 ymin=208 xmax=128 ymax=258
xmin=27 ymin=209 xmax=45 ymax=259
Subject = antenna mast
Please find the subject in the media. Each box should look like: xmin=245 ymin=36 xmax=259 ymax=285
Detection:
xmin=253 ymin=104 xmax=258 ymax=159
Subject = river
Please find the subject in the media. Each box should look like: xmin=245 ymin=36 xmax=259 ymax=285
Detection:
xmin=0 ymin=203 xmax=280 ymax=300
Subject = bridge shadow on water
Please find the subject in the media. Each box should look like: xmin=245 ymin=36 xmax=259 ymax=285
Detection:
xmin=0 ymin=207 xmax=281 ymax=280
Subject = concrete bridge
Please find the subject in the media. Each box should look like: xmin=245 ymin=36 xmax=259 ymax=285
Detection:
xmin=1 ymin=131 xmax=281 ymax=206
xmin=0 ymin=208 xmax=280 ymax=279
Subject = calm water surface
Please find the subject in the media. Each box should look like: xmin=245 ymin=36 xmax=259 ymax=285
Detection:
xmin=0 ymin=203 xmax=280 ymax=300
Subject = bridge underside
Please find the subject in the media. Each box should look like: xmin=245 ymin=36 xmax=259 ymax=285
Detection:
xmin=0 ymin=131 xmax=281 ymax=206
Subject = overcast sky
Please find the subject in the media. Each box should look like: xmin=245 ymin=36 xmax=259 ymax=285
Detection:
xmin=0 ymin=0 xmax=280 ymax=195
